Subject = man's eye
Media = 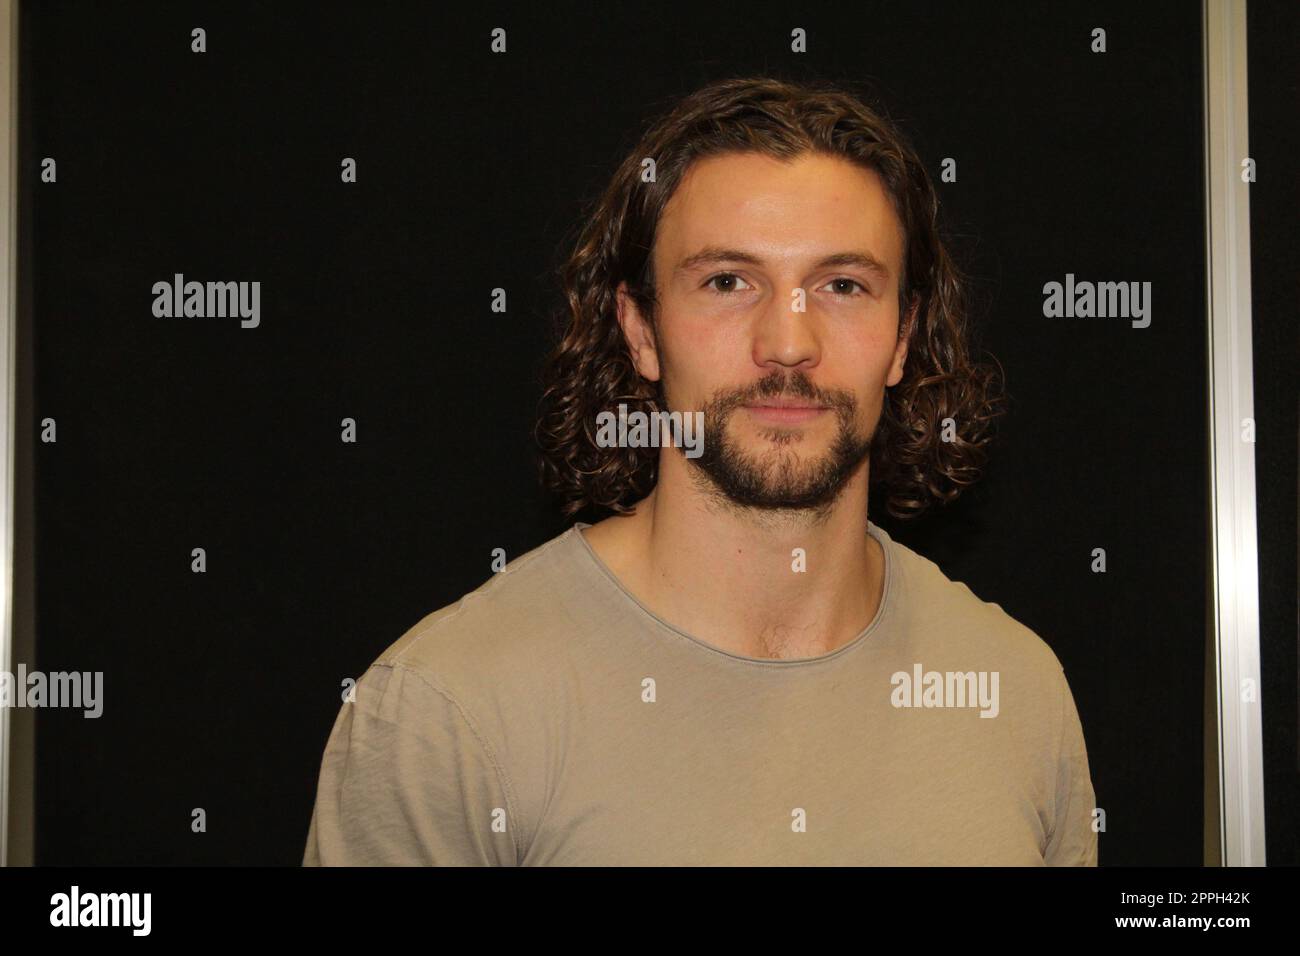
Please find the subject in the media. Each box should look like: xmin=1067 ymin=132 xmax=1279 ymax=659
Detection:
xmin=704 ymin=273 xmax=753 ymax=295
xmin=822 ymin=277 xmax=868 ymax=296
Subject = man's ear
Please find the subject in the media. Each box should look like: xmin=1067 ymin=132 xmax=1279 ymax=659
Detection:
xmin=616 ymin=281 xmax=661 ymax=382
xmin=886 ymin=294 xmax=917 ymax=388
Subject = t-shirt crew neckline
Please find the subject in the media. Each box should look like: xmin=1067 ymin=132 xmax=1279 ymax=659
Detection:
xmin=569 ymin=519 xmax=897 ymax=668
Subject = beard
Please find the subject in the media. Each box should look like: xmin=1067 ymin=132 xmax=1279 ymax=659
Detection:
xmin=684 ymin=368 xmax=875 ymax=517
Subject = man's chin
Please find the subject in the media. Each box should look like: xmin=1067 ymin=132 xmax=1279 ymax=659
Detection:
xmin=688 ymin=456 xmax=850 ymax=511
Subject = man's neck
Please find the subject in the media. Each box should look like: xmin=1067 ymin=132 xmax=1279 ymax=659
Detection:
xmin=580 ymin=454 xmax=884 ymax=661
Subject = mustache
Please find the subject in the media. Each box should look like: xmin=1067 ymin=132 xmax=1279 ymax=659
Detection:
xmin=711 ymin=370 xmax=855 ymax=412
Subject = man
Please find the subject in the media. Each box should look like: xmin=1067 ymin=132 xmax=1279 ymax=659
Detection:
xmin=303 ymin=76 xmax=1098 ymax=866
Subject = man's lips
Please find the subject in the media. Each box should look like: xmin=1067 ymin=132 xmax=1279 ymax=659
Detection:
xmin=744 ymin=400 xmax=828 ymax=424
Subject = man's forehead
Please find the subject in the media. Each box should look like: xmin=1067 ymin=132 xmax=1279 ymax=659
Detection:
xmin=656 ymin=152 xmax=904 ymax=275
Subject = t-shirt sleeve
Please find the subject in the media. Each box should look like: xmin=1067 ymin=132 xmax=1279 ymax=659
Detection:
xmin=302 ymin=662 xmax=519 ymax=866
xmin=1043 ymin=668 xmax=1099 ymax=866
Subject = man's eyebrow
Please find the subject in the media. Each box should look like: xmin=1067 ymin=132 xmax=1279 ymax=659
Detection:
xmin=673 ymin=246 xmax=892 ymax=280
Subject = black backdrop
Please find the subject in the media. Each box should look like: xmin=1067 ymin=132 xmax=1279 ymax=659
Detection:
xmin=16 ymin=0 xmax=1297 ymax=866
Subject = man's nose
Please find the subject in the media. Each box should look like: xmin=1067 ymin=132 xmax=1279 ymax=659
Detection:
xmin=751 ymin=283 xmax=821 ymax=369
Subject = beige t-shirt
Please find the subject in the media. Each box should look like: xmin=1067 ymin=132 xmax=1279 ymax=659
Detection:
xmin=303 ymin=520 xmax=1098 ymax=866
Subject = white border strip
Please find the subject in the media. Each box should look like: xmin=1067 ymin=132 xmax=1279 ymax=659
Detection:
xmin=1203 ymin=0 xmax=1265 ymax=867
xmin=0 ymin=0 xmax=17 ymax=869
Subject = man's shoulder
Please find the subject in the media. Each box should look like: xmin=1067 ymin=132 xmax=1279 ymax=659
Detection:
xmin=885 ymin=533 xmax=1066 ymax=681
xmin=367 ymin=525 xmax=591 ymax=696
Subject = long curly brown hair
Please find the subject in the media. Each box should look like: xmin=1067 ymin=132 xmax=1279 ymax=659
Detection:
xmin=534 ymin=75 xmax=1007 ymax=521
